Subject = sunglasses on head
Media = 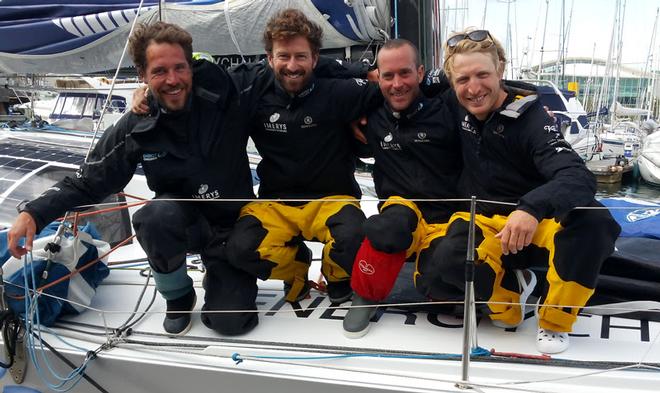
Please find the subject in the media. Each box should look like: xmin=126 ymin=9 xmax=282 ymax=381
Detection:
xmin=446 ymin=30 xmax=493 ymax=48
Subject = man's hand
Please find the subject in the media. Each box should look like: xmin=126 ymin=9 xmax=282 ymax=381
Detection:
xmin=7 ymin=212 xmax=37 ymax=258
xmin=351 ymin=116 xmax=368 ymax=144
xmin=543 ymin=105 xmax=555 ymax=119
xmin=495 ymin=210 xmax=538 ymax=255
xmin=366 ymin=69 xmax=379 ymax=82
xmin=131 ymin=85 xmax=150 ymax=115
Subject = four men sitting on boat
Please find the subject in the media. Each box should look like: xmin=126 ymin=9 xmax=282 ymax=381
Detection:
xmin=7 ymin=10 xmax=621 ymax=355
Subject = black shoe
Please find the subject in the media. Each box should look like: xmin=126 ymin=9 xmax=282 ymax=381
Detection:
xmin=283 ymin=280 xmax=311 ymax=302
xmin=327 ymin=280 xmax=353 ymax=304
xmin=163 ymin=289 xmax=196 ymax=335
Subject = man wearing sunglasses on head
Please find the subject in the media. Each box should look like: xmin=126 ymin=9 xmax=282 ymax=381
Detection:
xmin=433 ymin=29 xmax=620 ymax=354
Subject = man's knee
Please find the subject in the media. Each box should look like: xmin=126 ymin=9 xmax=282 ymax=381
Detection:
xmin=364 ymin=204 xmax=418 ymax=253
xmin=327 ymin=204 xmax=365 ymax=235
xmin=133 ymin=201 xmax=187 ymax=234
xmin=201 ymin=260 xmax=259 ymax=335
xmin=201 ymin=311 xmax=258 ymax=336
xmin=225 ymin=215 xmax=267 ymax=264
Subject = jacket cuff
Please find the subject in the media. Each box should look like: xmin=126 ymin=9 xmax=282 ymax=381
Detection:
xmin=22 ymin=205 xmax=48 ymax=234
xmin=515 ymin=203 xmax=543 ymax=222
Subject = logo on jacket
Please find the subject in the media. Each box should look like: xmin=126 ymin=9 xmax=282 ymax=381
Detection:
xmin=301 ymin=115 xmax=317 ymax=129
xmin=142 ymin=152 xmax=167 ymax=161
xmin=544 ymin=124 xmax=559 ymax=134
xmin=358 ymin=259 xmax=375 ymax=275
xmin=354 ymin=78 xmax=367 ymax=87
xmin=492 ymin=124 xmax=505 ymax=138
xmin=414 ymin=131 xmax=429 ymax=143
xmin=193 ymin=183 xmax=220 ymax=199
xmin=264 ymin=112 xmax=287 ymax=133
xmin=380 ymin=132 xmax=401 ymax=150
xmin=461 ymin=115 xmax=477 ymax=134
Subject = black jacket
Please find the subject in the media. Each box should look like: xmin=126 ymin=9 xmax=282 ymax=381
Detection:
xmin=449 ymin=91 xmax=597 ymax=220
xmin=366 ymin=94 xmax=462 ymax=223
xmin=25 ymin=60 xmax=255 ymax=231
xmin=248 ymin=69 xmax=382 ymax=199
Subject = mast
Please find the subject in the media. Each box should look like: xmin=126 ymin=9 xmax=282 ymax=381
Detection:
xmin=610 ymin=0 xmax=626 ymax=124
xmin=594 ymin=0 xmax=620 ymax=129
xmin=639 ymin=7 xmax=658 ymax=119
xmin=554 ymin=0 xmax=564 ymax=85
xmin=481 ymin=0 xmax=488 ymax=28
xmin=538 ymin=0 xmax=550 ymax=80
xmin=582 ymin=43 xmax=597 ymax=111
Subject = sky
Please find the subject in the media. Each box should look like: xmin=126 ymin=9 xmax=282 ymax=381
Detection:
xmin=442 ymin=0 xmax=660 ymax=73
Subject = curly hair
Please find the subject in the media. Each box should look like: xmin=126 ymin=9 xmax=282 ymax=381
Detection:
xmin=128 ymin=22 xmax=193 ymax=75
xmin=263 ymin=8 xmax=323 ymax=54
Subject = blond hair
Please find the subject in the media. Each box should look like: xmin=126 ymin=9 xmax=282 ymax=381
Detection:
xmin=443 ymin=28 xmax=506 ymax=82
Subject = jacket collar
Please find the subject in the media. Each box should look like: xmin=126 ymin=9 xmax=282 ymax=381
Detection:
xmin=385 ymin=93 xmax=427 ymax=122
xmin=273 ymin=75 xmax=316 ymax=103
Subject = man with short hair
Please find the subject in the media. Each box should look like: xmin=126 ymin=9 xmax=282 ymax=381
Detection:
xmin=436 ymin=29 xmax=620 ymax=353
xmin=342 ymin=39 xmax=463 ymax=338
xmin=8 ymin=22 xmax=260 ymax=336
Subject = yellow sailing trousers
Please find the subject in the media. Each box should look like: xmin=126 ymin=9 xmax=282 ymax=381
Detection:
xmin=448 ymin=212 xmax=595 ymax=332
xmin=229 ymin=195 xmax=364 ymax=302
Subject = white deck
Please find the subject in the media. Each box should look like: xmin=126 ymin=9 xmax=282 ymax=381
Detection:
xmin=2 ymin=263 xmax=659 ymax=393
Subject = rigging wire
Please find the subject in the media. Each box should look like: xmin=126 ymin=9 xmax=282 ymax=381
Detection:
xmin=84 ymin=0 xmax=148 ymax=163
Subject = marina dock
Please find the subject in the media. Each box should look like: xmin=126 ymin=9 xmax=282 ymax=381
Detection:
xmin=586 ymin=157 xmax=634 ymax=184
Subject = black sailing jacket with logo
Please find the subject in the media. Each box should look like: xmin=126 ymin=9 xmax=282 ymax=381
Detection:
xmin=248 ymin=68 xmax=382 ymax=200
xmin=365 ymin=94 xmax=462 ymax=223
xmin=448 ymin=91 xmax=596 ymax=220
xmin=24 ymin=60 xmax=257 ymax=232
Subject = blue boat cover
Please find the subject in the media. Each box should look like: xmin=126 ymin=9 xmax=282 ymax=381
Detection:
xmin=0 ymin=222 xmax=110 ymax=326
xmin=600 ymin=198 xmax=660 ymax=240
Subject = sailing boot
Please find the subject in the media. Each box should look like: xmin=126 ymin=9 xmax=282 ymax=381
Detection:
xmin=163 ymin=289 xmax=196 ymax=335
xmin=343 ymin=294 xmax=378 ymax=338
xmin=327 ymin=280 xmax=353 ymax=304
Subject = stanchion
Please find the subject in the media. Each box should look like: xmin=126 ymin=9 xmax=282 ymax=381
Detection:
xmin=457 ymin=196 xmax=477 ymax=389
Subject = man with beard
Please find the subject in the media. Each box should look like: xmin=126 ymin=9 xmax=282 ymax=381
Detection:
xmin=224 ymin=9 xmax=382 ymax=304
xmin=8 ymin=22 xmax=260 ymax=336
xmin=134 ymin=9 xmax=382 ymax=304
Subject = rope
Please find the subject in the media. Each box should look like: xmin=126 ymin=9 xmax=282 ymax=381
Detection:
xmin=230 ymin=346 xmax=492 ymax=364
xmin=21 ymin=252 xmax=106 ymax=392
xmin=8 ymin=235 xmax=136 ymax=301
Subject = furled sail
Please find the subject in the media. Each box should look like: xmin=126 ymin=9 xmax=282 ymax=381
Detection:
xmin=0 ymin=0 xmax=389 ymax=74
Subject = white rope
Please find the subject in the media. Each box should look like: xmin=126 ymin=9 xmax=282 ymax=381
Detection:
xmin=70 ymin=196 xmax=659 ymax=211
xmin=10 ymin=276 xmax=660 ymax=319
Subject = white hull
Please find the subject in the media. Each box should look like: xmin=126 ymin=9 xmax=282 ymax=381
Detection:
xmin=638 ymin=132 xmax=660 ymax=186
xmin=1 ymin=129 xmax=659 ymax=393
xmin=3 ymin=267 xmax=660 ymax=393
